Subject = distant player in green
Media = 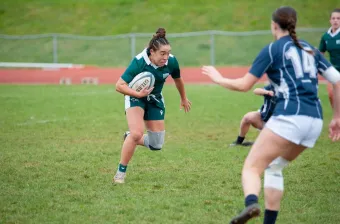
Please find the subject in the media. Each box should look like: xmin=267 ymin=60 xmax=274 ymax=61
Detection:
xmin=319 ymin=8 xmax=340 ymax=72
xmin=319 ymin=8 xmax=340 ymax=108
xmin=113 ymin=28 xmax=192 ymax=184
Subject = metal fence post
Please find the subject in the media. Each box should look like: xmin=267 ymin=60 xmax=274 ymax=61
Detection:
xmin=53 ymin=34 xmax=58 ymax=63
xmin=210 ymin=31 xmax=215 ymax=66
xmin=130 ymin=33 xmax=136 ymax=59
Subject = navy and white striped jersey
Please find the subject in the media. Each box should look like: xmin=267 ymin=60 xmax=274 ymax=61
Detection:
xmin=260 ymin=85 xmax=276 ymax=122
xmin=249 ymin=35 xmax=332 ymax=119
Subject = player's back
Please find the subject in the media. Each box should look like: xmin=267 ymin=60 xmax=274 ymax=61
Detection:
xmin=266 ymin=36 xmax=326 ymax=119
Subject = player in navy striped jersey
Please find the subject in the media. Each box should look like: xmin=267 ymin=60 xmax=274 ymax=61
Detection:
xmin=202 ymin=6 xmax=340 ymax=224
xmin=230 ymin=84 xmax=276 ymax=147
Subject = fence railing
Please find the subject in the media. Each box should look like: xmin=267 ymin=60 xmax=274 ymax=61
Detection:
xmin=0 ymin=28 xmax=327 ymax=67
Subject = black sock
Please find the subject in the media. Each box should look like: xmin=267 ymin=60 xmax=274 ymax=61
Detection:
xmin=237 ymin=136 xmax=245 ymax=144
xmin=245 ymin=194 xmax=258 ymax=207
xmin=263 ymin=209 xmax=278 ymax=224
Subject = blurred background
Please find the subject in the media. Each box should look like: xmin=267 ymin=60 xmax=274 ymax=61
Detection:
xmin=0 ymin=0 xmax=338 ymax=67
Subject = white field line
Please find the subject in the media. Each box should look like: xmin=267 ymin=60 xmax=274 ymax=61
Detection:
xmin=0 ymin=89 xmax=115 ymax=98
xmin=17 ymin=117 xmax=69 ymax=126
xmin=16 ymin=115 xmax=115 ymax=126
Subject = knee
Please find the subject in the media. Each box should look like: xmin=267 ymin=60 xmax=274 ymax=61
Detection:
xmin=147 ymin=130 xmax=165 ymax=150
xmin=129 ymin=130 xmax=144 ymax=142
xmin=242 ymin=113 xmax=253 ymax=124
xmin=264 ymin=157 xmax=289 ymax=191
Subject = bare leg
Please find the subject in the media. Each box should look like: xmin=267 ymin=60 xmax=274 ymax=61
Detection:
xmin=264 ymin=188 xmax=283 ymax=211
xmin=239 ymin=111 xmax=264 ymax=137
xmin=134 ymin=120 xmax=165 ymax=147
xmin=230 ymin=128 xmax=306 ymax=223
xmin=119 ymin=107 xmax=145 ymax=165
xmin=242 ymin=128 xmax=305 ymax=196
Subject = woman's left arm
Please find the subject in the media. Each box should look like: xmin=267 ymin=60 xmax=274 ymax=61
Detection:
xmin=173 ymin=77 xmax=192 ymax=112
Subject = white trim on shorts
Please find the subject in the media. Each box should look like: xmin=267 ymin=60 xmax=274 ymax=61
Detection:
xmin=265 ymin=115 xmax=323 ymax=148
xmin=125 ymin=95 xmax=131 ymax=110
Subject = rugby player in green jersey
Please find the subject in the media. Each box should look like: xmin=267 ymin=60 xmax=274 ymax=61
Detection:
xmin=319 ymin=8 xmax=340 ymax=107
xmin=113 ymin=28 xmax=192 ymax=184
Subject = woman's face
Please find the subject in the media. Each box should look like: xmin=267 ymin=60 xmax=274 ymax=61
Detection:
xmin=150 ymin=45 xmax=171 ymax=67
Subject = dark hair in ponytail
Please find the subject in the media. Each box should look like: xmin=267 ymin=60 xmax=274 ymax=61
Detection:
xmin=272 ymin=6 xmax=313 ymax=55
xmin=148 ymin=28 xmax=170 ymax=51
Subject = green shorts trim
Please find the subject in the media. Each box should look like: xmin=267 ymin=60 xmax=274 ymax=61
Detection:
xmin=125 ymin=94 xmax=165 ymax=120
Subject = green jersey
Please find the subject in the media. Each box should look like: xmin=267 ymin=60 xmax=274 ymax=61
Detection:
xmin=319 ymin=27 xmax=340 ymax=71
xmin=121 ymin=48 xmax=180 ymax=96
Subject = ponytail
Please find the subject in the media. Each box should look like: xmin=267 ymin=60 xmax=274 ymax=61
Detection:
xmin=148 ymin=28 xmax=169 ymax=51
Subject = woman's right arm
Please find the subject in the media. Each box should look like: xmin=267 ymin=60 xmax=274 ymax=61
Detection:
xmin=115 ymin=78 xmax=153 ymax=98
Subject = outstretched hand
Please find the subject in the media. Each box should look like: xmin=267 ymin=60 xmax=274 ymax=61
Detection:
xmin=180 ymin=98 xmax=192 ymax=113
xmin=201 ymin=66 xmax=223 ymax=84
xmin=329 ymin=118 xmax=340 ymax=141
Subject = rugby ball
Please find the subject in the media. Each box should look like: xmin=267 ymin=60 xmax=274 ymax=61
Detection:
xmin=129 ymin=71 xmax=155 ymax=92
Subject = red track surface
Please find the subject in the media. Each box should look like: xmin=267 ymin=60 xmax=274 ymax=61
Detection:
xmin=0 ymin=66 xmax=326 ymax=84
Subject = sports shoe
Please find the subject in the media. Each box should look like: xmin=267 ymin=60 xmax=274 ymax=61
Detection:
xmin=113 ymin=171 xmax=126 ymax=184
xmin=123 ymin=131 xmax=130 ymax=141
xmin=229 ymin=203 xmax=261 ymax=224
xmin=230 ymin=141 xmax=242 ymax=147
xmin=241 ymin=141 xmax=254 ymax=146
xmin=229 ymin=141 xmax=254 ymax=147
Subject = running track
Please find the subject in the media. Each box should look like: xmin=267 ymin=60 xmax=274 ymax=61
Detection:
xmin=0 ymin=66 xmax=327 ymax=84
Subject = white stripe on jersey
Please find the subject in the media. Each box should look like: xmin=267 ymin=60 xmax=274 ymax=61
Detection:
xmin=260 ymin=43 xmax=274 ymax=75
xmin=268 ymin=43 xmax=273 ymax=63
xmin=319 ymin=61 xmax=328 ymax=71
xmin=282 ymin=41 xmax=300 ymax=114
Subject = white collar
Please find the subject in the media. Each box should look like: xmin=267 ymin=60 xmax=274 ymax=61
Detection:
xmin=327 ymin=27 xmax=340 ymax=37
xmin=141 ymin=48 xmax=168 ymax=69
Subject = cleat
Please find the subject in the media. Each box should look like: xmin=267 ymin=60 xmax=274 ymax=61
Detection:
xmin=230 ymin=203 xmax=261 ymax=224
xmin=241 ymin=141 xmax=254 ymax=146
xmin=229 ymin=141 xmax=254 ymax=147
xmin=112 ymin=171 xmax=126 ymax=184
xmin=229 ymin=141 xmax=242 ymax=147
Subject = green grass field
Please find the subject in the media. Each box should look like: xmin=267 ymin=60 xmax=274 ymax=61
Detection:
xmin=1 ymin=84 xmax=339 ymax=224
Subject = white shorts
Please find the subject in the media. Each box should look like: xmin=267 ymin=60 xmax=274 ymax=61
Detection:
xmin=265 ymin=115 xmax=323 ymax=148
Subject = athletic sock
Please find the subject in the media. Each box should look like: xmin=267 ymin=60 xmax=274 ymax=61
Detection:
xmin=263 ymin=209 xmax=278 ymax=224
xmin=118 ymin=163 xmax=127 ymax=173
xmin=143 ymin=134 xmax=150 ymax=148
xmin=237 ymin=136 xmax=245 ymax=144
xmin=245 ymin=194 xmax=258 ymax=207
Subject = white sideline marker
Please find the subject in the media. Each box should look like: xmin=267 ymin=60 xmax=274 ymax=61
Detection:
xmin=0 ymin=62 xmax=84 ymax=69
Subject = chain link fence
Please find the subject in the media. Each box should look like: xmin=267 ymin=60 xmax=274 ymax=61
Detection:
xmin=0 ymin=28 xmax=327 ymax=67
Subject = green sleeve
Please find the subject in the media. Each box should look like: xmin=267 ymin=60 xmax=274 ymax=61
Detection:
xmin=121 ymin=58 xmax=140 ymax=83
xmin=318 ymin=35 xmax=326 ymax=53
xmin=170 ymin=56 xmax=181 ymax=79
